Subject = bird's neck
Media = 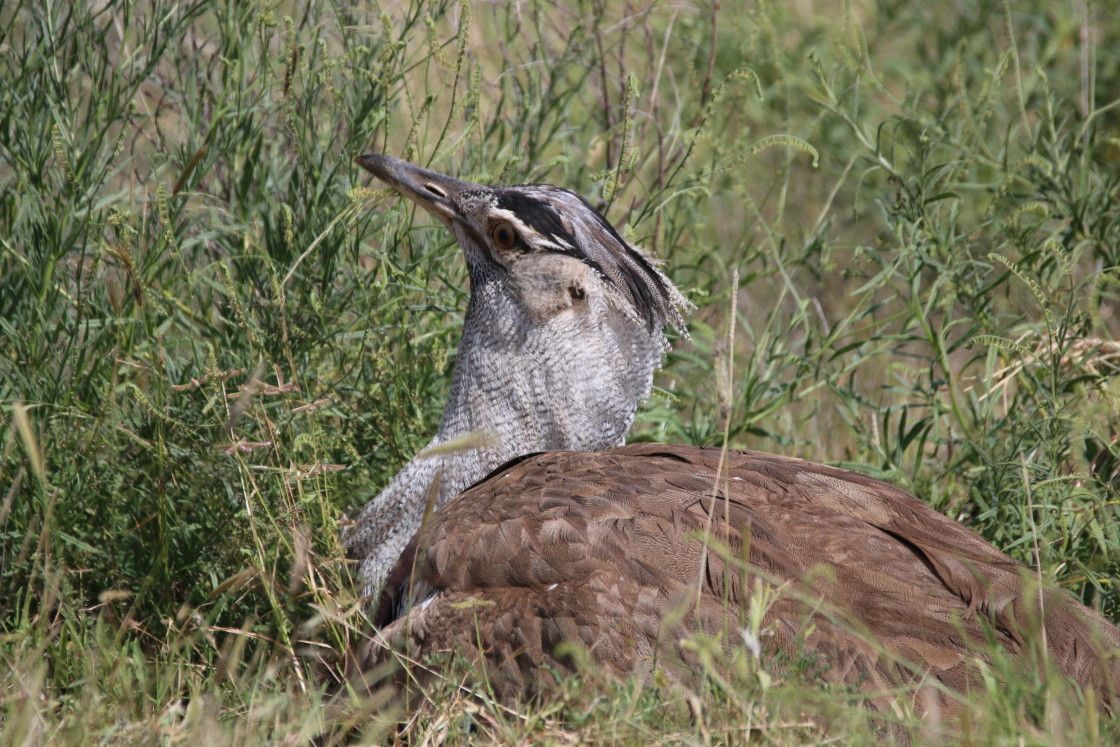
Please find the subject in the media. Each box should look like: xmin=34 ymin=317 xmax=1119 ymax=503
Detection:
xmin=346 ymin=280 xmax=667 ymax=597
xmin=434 ymin=280 xmax=665 ymax=475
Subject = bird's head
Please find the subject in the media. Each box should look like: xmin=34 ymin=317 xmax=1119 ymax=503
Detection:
xmin=355 ymin=154 xmax=689 ymax=334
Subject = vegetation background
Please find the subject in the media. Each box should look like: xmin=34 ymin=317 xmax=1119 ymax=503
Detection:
xmin=2 ymin=0 xmax=1119 ymax=743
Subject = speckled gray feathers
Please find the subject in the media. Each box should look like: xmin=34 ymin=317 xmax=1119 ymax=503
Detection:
xmin=343 ymin=157 xmax=690 ymax=599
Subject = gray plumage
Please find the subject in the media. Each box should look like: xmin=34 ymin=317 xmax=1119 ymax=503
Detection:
xmin=343 ymin=155 xmax=690 ymax=598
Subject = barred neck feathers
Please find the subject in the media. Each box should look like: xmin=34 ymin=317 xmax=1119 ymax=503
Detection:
xmin=344 ymin=155 xmax=691 ymax=596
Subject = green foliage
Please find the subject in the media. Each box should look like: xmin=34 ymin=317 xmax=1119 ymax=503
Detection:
xmin=1 ymin=0 xmax=1118 ymax=742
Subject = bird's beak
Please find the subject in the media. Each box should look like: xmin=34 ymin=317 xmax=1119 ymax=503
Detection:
xmin=354 ymin=154 xmax=481 ymax=226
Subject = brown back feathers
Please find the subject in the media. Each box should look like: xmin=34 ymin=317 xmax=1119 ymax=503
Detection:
xmin=368 ymin=444 xmax=1120 ymax=715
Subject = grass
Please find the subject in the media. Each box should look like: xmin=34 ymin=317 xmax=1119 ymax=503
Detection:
xmin=1 ymin=0 xmax=1119 ymax=742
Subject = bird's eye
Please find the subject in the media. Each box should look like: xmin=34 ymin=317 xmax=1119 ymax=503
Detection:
xmin=490 ymin=221 xmax=517 ymax=250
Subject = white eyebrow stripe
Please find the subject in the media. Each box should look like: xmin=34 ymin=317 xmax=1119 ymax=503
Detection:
xmin=488 ymin=209 xmax=573 ymax=253
xmin=488 ymin=208 xmax=531 ymax=233
xmin=546 ymin=233 xmax=574 ymax=250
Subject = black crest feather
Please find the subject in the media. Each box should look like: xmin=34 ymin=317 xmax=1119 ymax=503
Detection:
xmin=496 ymin=186 xmax=687 ymax=332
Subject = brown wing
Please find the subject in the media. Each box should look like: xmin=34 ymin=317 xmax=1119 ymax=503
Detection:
xmin=366 ymin=444 xmax=1120 ymax=713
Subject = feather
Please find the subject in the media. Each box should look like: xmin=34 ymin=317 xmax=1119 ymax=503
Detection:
xmin=365 ymin=445 xmax=1120 ymax=720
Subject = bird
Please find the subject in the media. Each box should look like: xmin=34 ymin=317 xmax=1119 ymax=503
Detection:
xmin=345 ymin=154 xmax=1120 ymax=719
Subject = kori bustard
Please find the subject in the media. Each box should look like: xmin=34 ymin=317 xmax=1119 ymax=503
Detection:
xmin=345 ymin=154 xmax=1120 ymax=715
